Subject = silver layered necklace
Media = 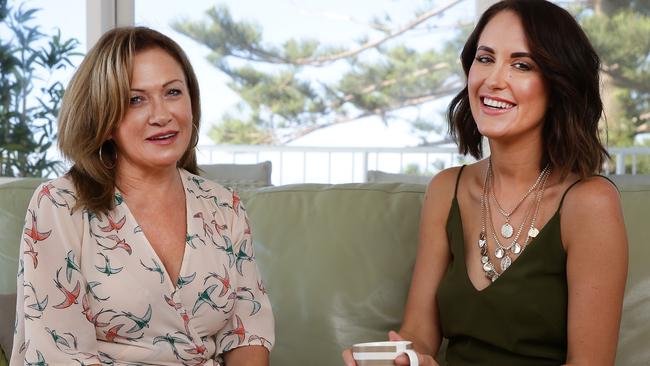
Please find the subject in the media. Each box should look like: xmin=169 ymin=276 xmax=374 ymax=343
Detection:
xmin=479 ymin=159 xmax=551 ymax=282
xmin=489 ymin=162 xmax=549 ymax=239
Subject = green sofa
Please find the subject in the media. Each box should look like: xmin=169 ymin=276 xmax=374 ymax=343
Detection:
xmin=1 ymin=176 xmax=649 ymax=365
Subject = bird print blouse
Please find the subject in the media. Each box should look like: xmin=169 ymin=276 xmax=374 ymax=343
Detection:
xmin=10 ymin=169 xmax=274 ymax=366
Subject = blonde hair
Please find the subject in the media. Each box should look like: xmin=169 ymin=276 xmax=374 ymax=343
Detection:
xmin=58 ymin=26 xmax=201 ymax=212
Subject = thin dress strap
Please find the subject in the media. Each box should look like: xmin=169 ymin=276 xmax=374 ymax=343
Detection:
xmin=454 ymin=165 xmax=467 ymax=199
xmin=558 ymin=175 xmax=619 ymax=210
xmin=596 ymin=174 xmax=618 ymax=190
xmin=558 ymin=179 xmax=582 ymax=210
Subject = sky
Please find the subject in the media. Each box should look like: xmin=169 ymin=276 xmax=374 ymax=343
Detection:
xmin=9 ymin=0 xmax=476 ymax=149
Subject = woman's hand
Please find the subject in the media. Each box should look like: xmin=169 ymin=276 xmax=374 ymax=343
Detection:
xmin=389 ymin=331 xmax=440 ymax=366
xmin=341 ymin=331 xmax=440 ymax=366
xmin=341 ymin=346 xmax=356 ymax=366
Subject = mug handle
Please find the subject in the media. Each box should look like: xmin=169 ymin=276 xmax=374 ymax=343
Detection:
xmin=402 ymin=349 xmax=419 ymax=366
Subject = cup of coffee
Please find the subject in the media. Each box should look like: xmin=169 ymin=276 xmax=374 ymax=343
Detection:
xmin=352 ymin=340 xmax=419 ymax=366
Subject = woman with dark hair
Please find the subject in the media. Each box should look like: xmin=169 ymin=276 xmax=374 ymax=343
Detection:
xmin=344 ymin=0 xmax=627 ymax=365
xmin=11 ymin=27 xmax=274 ymax=366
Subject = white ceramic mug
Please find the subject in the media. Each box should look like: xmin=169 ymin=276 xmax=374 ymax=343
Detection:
xmin=352 ymin=340 xmax=419 ymax=366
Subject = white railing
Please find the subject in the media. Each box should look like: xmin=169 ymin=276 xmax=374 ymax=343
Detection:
xmin=607 ymin=147 xmax=650 ymax=175
xmin=196 ymin=145 xmax=650 ymax=185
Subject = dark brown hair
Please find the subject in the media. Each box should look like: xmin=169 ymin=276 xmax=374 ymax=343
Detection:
xmin=58 ymin=26 xmax=201 ymax=213
xmin=448 ymin=0 xmax=608 ymax=178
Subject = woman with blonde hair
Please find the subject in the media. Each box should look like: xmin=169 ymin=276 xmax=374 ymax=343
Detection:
xmin=11 ymin=26 xmax=274 ymax=366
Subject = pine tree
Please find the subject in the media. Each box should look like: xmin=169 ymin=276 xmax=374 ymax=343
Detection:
xmin=174 ymin=0 xmax=648 ymax=148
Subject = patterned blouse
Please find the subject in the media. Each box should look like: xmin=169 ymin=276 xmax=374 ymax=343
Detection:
xmin=10 ymin=169 xmax=274 ymax=366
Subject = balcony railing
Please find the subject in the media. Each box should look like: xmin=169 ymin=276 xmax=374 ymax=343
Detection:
xmin=196 ymin=145 xmax=650 ymax=185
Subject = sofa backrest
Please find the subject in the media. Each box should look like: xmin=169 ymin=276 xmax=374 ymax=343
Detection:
xmin=242 ymin=183 xmax=425 ymax=365
xmin=0 ymin=178 xmax=46 ymax=360
xmin=0 ymin=179 xmax=45 ymax=294
xmin=1 ymin=175 xmax=649 ymax=365
xmin=611 ymin=177 xmax=650 ymax=365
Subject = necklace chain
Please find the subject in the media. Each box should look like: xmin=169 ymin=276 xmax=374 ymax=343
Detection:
xmin=479 ymin=159 xmax=551 ymax=282
xmin=489 ymin=160 xmax=548 ymax=218
xmin=487 ymin=167 xmax=537 ymax=251
xmin=488 ymin=160 xmax=549 ymax=239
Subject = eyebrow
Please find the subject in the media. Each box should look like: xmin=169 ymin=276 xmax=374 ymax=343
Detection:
xmin=130 ymin=79 xmax=184 ymax=92
xmin=477 ymin=45 xmax=532 ymax=59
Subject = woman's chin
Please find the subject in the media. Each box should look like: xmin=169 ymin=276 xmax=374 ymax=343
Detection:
xmin=117 ymin=158 xmax=183 ymax=174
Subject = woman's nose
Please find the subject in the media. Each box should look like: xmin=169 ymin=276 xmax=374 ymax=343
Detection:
xmin=149 ymin=99 xmax=172 ymax=126
xmin=485 ymin=64 xmax=508 ymax=90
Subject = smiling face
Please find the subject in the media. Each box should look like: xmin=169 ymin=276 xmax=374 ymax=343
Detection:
xmin=467 ymin=10 xmax=548 ymax=144
xmin=111 ymin=47 xmax=193 ymax=175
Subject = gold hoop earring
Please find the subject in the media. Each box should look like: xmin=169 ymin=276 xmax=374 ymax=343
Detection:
xmin=190 ymin=123 xmax=199 ymax=149
xmin=99 ymin=142 xmax=117 ymax=170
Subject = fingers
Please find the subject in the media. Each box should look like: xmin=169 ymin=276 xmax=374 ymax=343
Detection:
xmin=394 ymin=353 xmax=414 ymax=366
xmin=394 ymin=352 xmax=438 ymax=366
xmin=388 ymin=330 xmax=404 ymax=341
xmin=342 ymin=348 xmax=356 ymax=366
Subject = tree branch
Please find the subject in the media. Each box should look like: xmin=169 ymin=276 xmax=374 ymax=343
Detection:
xmin=325 ymin=62 xmax=452 ymax=110
xmin=292 ymin=0 xmax=464 ymax=66
xmin=282 ymin=83 xmax=462 ymax=143
xmin=602 ymin=65 xmax=650 ymax=92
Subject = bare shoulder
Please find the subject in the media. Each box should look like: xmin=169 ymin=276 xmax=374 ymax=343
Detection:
xmin=427 ymin=166 xmax=463 ymax=194
xmin=561 ymin=176 xmax=626 ymax=251
xmin=425 ymin=166 xmax=464 ymax=207
xmin=561 ymin=176 xmax=621 ymax=216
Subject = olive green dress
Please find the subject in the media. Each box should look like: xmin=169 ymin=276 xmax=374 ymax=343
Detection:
xmin=437 ymin=166 xmax=576 ymax=366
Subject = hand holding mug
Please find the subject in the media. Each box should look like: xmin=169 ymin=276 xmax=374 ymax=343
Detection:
xmin=342 ymin=331 xmax=440 ymax=366
xmin=387 ymin=331 xmax=439 ymax=366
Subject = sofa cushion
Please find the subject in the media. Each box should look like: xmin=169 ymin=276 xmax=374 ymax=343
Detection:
xmin=613 ymin=179 xmax=650 ymax=365
xmin=0 ymin=178 xmax=45 ymax=295
xmin=0 ymin=178 xmax=45 ymax=360
xmin=0 ymin=294 xmax=15 ymax=360
xmin=244 ymin=183 xmax=425 ymax=366
xmin=199 ymin=161 xmax=272 ymax=189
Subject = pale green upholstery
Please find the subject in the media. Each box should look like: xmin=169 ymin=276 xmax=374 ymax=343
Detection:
xmin=0 ymin=178 xmax=45 ymax=364
xmin=199 ymin=161 xmax=273 ymax=190
xmin=241 ymin=183 xmax=424 ymax=365
xmin=1 ymin=176 xmax=649 ymax=365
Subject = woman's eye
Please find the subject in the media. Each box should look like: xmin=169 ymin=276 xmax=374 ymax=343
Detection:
xmin=513 ymin=62 xmax=532 ymax=71
xmin=129 ymin=96 xmax=143 ymax=105
xmin=475 ymin=55 xmax=493 ymax=64
xmin=168 ymin=88 xmax=182 ymax=96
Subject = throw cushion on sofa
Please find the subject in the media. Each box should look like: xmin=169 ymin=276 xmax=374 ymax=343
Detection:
xmin=199 ymin=161 xmax=272 ymax=190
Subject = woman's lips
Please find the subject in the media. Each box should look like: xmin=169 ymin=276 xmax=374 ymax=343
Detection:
xmin=146 ymin=131 xmax=179 ymax=145
xmin=480 ymin=96 xmax=516 ymax=115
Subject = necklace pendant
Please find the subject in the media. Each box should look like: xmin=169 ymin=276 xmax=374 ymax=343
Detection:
xmin=481 ymin=255 xmax=489 ymax=264
xmin=512 ymin=242 xmax=522 ymax=254
xmin=528 ymin=227 xmax=539 ymax=238
xmin=478 ymin=238 xmax=486 ymax=248
xmin=501 ymin=223 xmax=514 ymax=238
xmin=483 ymin=262 xmax=494 ymax=273
xmin=495 ymin=247 xmax=505 ymax=259
xmin=500 ymin=255 xmax=512 ymax=271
